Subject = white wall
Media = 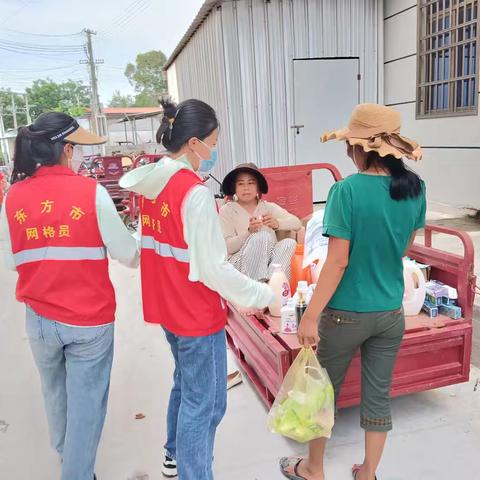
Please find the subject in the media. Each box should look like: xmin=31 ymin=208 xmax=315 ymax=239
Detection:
xmin=384 ymin=1 xmax=480 ymax=210
xmin=166 ymin=64 xmax=179 ymax=103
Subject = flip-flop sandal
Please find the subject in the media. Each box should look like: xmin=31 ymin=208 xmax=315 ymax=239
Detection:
xmin=352 ymin=464 xmax=378 ymax=480
xmin=280 ymin=456 xmax=307 ymax=480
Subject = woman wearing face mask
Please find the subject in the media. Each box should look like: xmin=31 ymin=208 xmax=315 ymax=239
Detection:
xmin=0 ymin=112 xmax=139 ymax=480
xmin=220 ymin=163 xmax=301 ymax=282
xmin=120 ymin=99 xmax=273 ymax=480
xmin=280 ymin=104 xmax=425 ymax=480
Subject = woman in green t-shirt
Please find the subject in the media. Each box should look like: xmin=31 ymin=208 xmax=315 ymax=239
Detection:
xmin=280 ymin=104 xmax=426 ymax=480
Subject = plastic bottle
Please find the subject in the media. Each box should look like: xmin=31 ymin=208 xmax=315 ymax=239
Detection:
xmin=290 ymin=244 xmax=312 ymax=293
xmin=297 ymin=280 xmax=308 ymax=292
xmin=402 ymin=259 xmax=427 ymax=316
xmin=292 ymin=281 xmax=309 ymax=305
xmin=295 ymin=283 xmax=309 ymax=328
xmin=268 ymin=264 xmax=291 ymax=317
xmin=280 ymin=299 xmax=297 ymax=334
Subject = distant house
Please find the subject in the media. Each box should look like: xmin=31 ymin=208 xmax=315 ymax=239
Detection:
xmin=165 ymin=0 xmax=480 ymax=209
xmin=83 ymin=107 xmax=164 ymax=149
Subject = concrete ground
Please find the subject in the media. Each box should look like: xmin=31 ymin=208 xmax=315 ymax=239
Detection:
xmin=1 ymin=258 xmax=480 ymax=480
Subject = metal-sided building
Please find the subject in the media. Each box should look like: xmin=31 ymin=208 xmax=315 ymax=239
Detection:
xmin=165 ymin=0 xmax=480 ymax=208
xmin=165 ymin=0 xmax=382 ymax=199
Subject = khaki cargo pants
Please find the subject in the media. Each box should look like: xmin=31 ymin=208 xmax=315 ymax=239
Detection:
xmin=317 ymin=307 xmax=405 ymax=432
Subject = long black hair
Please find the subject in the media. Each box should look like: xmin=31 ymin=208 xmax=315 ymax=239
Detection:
xmin=365 ymin=151 xmax=422 ymax=200
xmin=12 ymin=112 xmax=74 ymax=183
xmin=157 ymin=98 xmax=218 ymax=152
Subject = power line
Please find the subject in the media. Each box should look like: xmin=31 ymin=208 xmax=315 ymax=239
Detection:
xmin=101 ymin=0 xmax=153 ymax=38
xmin=0 ymin=69 xmax=88 ymax=81
xmin=0 ymin=40 xmax=85 ymax=56
xmin=105 ymin=2 xmax=153 ymax=37
xmin=0 ymin=64 xmax=81 ymax=73
xmin=0 ymin=45 xmax=85 ymax=58
xmin=1 ymin=28 xmax=82 ymax=38
xmin=101 ymin=0 xmax=146 ymax=32
xmin=0 ymin=38 xmax=84 ymax=50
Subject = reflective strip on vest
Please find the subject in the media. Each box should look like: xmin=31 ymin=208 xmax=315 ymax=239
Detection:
xmin=141 ymin=235 xmax=190 ymax=263
xmin=14 ymin=246 xmax=107 ymax=267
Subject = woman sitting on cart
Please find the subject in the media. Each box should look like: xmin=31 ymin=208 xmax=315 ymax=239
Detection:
xmin=280 ymin=104 xmax=426 ymax=480
xmin=220 ymin=163 xmax=302 ymax=281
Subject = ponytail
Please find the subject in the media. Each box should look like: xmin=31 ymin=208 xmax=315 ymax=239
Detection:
xmin=366 ymin=151 xmax=422 ymax=200
xmin=157 ymin=98 xmax=218 ymax=153
xmin=12 ymin=112 xmax=74 ymax=183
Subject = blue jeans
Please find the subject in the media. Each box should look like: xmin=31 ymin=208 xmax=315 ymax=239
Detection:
xmin=163 ymin=328 xmax=227 ymax=480
xmin=26 ymin=307 xmax=114 ymax=480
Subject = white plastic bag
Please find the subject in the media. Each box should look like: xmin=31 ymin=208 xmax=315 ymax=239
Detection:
xmin=303 ymin=210 xmax=329 ymax=269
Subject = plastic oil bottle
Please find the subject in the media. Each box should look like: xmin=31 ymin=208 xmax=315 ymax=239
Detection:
xmin=295 ymin=281 xmax=309 ymax=328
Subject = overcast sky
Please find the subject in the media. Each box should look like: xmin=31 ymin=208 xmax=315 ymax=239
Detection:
xmin=0 ymin=0 xmax=205 ymax=104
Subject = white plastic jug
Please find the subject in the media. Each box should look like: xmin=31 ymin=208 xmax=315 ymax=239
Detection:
xmin=403 ymin=259 xmax=426 ymax=316
xmin=268 ymin=264 xmax=291 ymax=317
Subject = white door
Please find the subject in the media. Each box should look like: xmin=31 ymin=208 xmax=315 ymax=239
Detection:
xmin=293 ymin=58 xmax=360 ymax=202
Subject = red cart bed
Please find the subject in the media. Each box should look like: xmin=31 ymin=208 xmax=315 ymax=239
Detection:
xmin=225 ymin=163 xmax=476 ymax=407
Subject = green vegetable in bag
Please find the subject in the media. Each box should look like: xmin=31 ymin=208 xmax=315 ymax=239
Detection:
xmin=267 ymin=347 xmax=335 ymax=443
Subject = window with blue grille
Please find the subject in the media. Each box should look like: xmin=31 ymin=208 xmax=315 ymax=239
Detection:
xmin=417 ymin=0 xmax=479 ymax=117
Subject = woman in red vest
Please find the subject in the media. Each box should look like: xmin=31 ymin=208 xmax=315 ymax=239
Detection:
xmin=120 ymin=99 xmax=273 ymax=480
xmin=0 ymin=112 xmax=139 ymax=480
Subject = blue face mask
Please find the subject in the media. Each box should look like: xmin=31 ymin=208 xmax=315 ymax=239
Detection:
xmin=198 ymin=148 xmax=218 ymax=174
xmin=195 ymin=139 xmax=218 ymax=174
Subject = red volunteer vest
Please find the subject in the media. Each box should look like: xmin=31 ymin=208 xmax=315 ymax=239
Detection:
xmin=6 ymin=165 xmax=116 ymax=326
xmin=140 ymin=168 xmax=227 ymax=336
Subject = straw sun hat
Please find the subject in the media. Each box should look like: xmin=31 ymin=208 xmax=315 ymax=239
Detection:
xmin=321 ymin=103 xmax=422 ymax=161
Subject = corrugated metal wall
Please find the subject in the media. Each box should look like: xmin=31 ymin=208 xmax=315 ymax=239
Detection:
xmin=167 ymin=0 xmax=380 ymax=183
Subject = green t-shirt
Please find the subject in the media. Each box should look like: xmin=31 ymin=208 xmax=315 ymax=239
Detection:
xmin=323 ymin=174 xmax=426 ymax=312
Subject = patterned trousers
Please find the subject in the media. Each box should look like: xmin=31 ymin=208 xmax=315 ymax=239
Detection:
xmin=228 ymin=230 xmax=296 ymax=281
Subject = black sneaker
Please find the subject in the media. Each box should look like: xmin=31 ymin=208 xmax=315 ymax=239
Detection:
xmin=162 ymin=455 xmax=177 ymax=478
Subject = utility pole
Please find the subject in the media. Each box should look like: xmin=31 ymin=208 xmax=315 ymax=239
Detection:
xmin=24 ymin=93 xmax=32 ymax=124
xmin=11 ymin=93 xmax=17 ymax=130
xmin=0 ymin=105 xmax=10 ymax=163
xmin=81 ymin=28 xmax=104 ymax=136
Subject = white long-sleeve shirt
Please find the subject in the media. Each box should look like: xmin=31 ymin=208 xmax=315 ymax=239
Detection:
xmin=120 ymin=156 xmax=273 ymax=309
xmin=0 ymin=184 xmax=140 ymax=271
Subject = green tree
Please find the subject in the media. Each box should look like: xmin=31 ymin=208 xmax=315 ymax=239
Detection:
xmin=0 ymin=90 xmax=27 ymax=129
xmin=26 ymin=79 xmax=90 ymax=118
xmin=133 ymin=91 xmax=158 ymax=107
xmin=125 ymin=50 xmax=167 ymax=107
xmin=108 ymin=90 xmax=135 ymax=108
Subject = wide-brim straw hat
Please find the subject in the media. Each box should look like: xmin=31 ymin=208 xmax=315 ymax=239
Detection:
xmin=321 ymin=103 xmax=422 ymax=161
xmin=221 ymin=163 xmax=268 ymax=196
